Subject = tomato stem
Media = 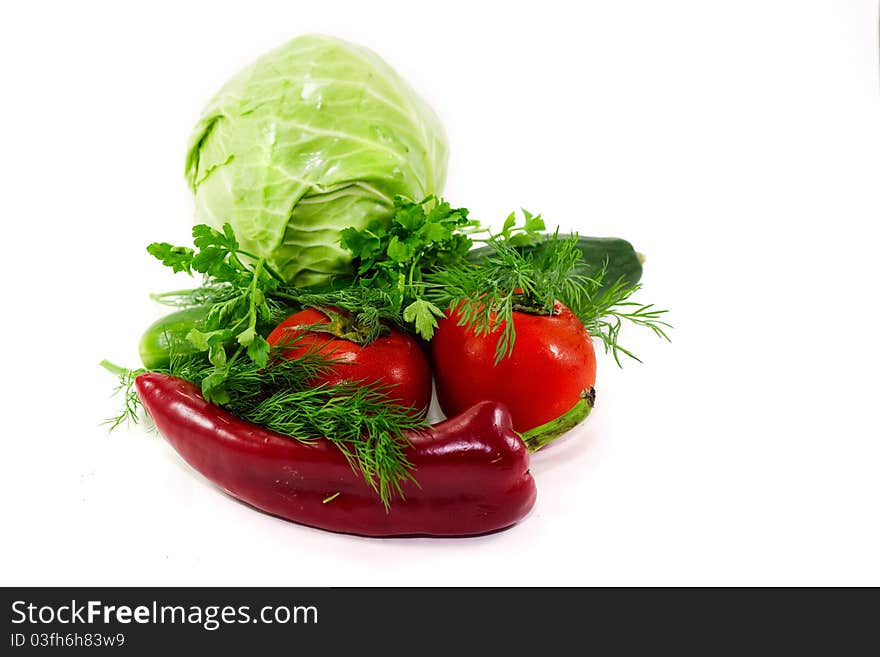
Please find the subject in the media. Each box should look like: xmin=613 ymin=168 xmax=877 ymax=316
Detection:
xmin=300 ymin=307 xmax=388 ymax=345
xmin=520 ymin=387 xmax=595 ymax=451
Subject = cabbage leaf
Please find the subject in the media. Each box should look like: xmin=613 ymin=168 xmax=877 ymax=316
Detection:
xmin=185 ymin=35 xmax=448 ymax=286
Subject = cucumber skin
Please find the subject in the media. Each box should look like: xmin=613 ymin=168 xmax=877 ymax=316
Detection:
xmin=138 ymin=306 xmax=211 ymax=370
xmin=138 ymin=304 xmax=296 ymax=370
xmin=466 ymin=235 xmax=643 ymax=292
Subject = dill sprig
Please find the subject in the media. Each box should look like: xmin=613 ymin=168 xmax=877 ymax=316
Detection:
xmin=238 ymin=384 xmax=421 ymax=505
xmin=149 ymin=284 xmax=238 ymax=308
xmin=168 ymin=342 xmax=423 ymax=507
xmin=103 ymin=338 xmax=425 ymax=508
xmin=275 ymin=285 xmax=405 ymax=344
xmin=426 ymin=232 xmax=670 ymax=364
xmin=100 ymin=359 xmax=146 ymax=430
xmin=571 ymin=275 xmax=671 ymax=365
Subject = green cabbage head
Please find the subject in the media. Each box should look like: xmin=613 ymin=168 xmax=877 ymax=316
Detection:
xmin=185 ymin=35 xmax=448 ymax=286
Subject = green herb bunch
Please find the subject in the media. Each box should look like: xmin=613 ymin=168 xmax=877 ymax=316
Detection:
xmin=146 ymin=223 xmax=291 ymax=403
xmin=103 ymin=338 xmax=424 ymax=508
xmin=426 ymin=232 xmax=671 ymax=364
xmin=331 ymin=195 xmax=545 ymax=339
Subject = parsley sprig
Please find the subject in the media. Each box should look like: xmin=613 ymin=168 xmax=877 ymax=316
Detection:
xmin=340 ymin=195 xmax=472 ymax=339
xmin=146 ymin=224 xmax=290 ymax=402
xmin=337 ymin=195 xmax=545 ymax=339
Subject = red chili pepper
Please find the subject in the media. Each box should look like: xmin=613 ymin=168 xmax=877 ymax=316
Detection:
xmin=135 ymin=373 xmax=537 ymax=537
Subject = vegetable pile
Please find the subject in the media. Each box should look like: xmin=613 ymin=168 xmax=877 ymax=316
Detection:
xmin=104 ymin=35 xmax=670 ymax=537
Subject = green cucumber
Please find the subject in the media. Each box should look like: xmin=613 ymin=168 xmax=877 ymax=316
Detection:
xmin=138 ymin=306 xmax=211 ymax=370
xmin=138 ymin=303 xmax=299 ymax=370
xmin=466 ymin=234 xmax=643 ymax=292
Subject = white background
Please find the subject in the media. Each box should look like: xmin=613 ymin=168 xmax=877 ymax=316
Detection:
xmin=1 ymin=0 xmax=878 ymax=586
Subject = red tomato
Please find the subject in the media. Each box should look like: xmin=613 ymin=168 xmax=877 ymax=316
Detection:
xmin=266 ymin=308 xmax=432 ymax=414
xmin=432 ymin=301 xmax=596 ymax=433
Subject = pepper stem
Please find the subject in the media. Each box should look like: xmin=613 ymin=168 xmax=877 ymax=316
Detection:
xmin=520 ymin=387 xmax=595 ymax=452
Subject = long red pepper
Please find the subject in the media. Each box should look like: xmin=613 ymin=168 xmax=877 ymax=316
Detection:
xmin=136 ymin=373 xmax=537 ymax=537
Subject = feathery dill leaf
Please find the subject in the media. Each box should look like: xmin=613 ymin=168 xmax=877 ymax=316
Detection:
xmin=166 ymin=340 xmax=424 ymax=507
xmin=100 ymin=360 xmax=146 ymax=430
xmin=238 ymin=384 xmax=421 ymax=506
xmin=149 ymin=284 xmax=238 ymax=308
xmin=426 ymin=232 xmax=670 ymax=364
xmin=276 ymin=285 xmax=404 ymax=344
xmin=103 ymin=338 xmax=426 ymax=508
xmin=568 ymin=276 xmax=671 ymax=365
